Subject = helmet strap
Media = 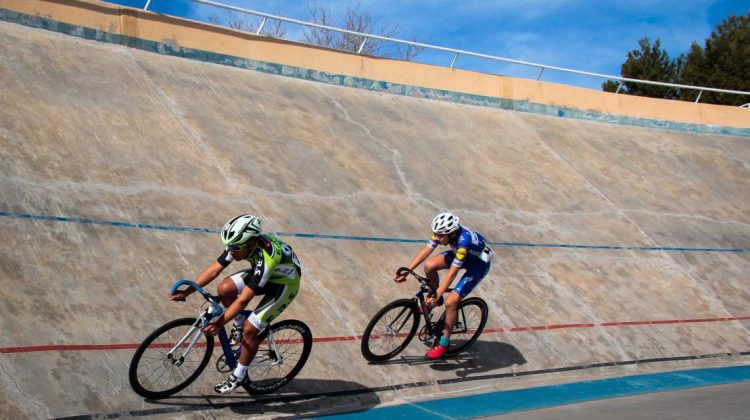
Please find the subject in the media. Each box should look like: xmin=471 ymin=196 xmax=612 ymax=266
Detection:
xmin=246 ymin=236 xmax=260 ymax=254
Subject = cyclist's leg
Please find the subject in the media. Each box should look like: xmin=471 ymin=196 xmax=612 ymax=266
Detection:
xmin=218 ymin=269 xmax=253 ymax=307
xmin=239 ymin=277 xmax=300 ymax=366
xmin=442 ymin=291 xmax=461 ymax=340
xmin=424 ymin=251 xmax=453 ymax=289
xmin=219 ymin=270 xmax=254 ymax=343
xmin=443 ymin=261 xmax=491 ymax=340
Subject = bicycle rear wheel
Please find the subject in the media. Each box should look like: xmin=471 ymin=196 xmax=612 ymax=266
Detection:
xmin=129 ymin=317 xmax=214 ymax=399
xmin=445 ymin=297 xmax=488 ymax=357
xmin=361 ymin=299 xmax=420 ymax=362
xmin=244 ymin=319 xmax=313 ymax=394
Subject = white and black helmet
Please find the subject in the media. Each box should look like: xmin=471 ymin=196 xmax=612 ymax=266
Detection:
xmin=221 ymin=214 xmax=262 ymax=246
xmin=432 ymin=212 xmax=460 ymax=234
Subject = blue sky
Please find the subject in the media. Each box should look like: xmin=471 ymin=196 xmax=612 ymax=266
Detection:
xmin=106 ymin=0 xmax=748 ymax=90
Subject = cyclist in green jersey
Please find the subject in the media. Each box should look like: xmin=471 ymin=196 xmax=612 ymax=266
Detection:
xmin=168 ymin=214 xmax=302 ymax=394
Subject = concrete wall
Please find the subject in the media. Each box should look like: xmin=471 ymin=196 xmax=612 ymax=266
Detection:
xmin=1 ymin=0 xmax=749 ymax=133
xmin=0 ymin=1 xmax=748 ymax=418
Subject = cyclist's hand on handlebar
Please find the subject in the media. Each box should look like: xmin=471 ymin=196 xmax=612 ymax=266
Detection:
xmin=168 ymin=290 xmax=189 ymax=302
xmin=201 ymin=323 xmax=219 ymax=336
xmin=393 ymin=273 xmax=407 ymax=283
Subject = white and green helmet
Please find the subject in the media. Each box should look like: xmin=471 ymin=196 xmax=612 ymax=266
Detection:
xmin=221 ymin=214 xmax=262 ymax=246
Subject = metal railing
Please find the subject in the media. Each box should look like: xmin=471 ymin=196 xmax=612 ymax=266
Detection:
xmin=144 ymin=0 xmax=750 ymax=106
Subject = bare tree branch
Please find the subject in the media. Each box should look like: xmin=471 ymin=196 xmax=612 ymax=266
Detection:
xmin=303 ymin=1 xmax=336 ymax=48
xmin=207 ymin=9 xmax=285 ymax=38
xmin=303 ymin=1 xmax=422 ymax=61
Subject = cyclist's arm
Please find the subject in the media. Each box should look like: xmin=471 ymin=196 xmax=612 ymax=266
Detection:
xmin=245 ymin=247 xmax=279 ymax=292
xmin=169 ymin=260 xmax=225 ymax=301
xmin=215 ymin=286 xmax=255 ymax=328
xmin=408 ymin=245 xmax=436 ymax=270
xmin=195 ymin=260 xmax=226 ymax=288
xmin=395 ymin=245 xmax=435 ymax=282
xmin=434 ymin=239 xmax=469 ymax=297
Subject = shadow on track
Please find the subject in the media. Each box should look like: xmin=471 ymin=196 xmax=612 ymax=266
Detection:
xmin=367 ymin=340 xmax=526 ymax=371
xmin=133 ymin=378 xmax=380 ymax=418
xmin=429 ymin=341 xmax=528 ymax=377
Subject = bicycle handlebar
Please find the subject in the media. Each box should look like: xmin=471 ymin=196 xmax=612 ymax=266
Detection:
xmin=396 ymin=267 xmax=450 ymax=299
xmin=171 ymin=279 xmax=225 ymax=322
xmin=396 ymin=267 xmax=432 ymax=287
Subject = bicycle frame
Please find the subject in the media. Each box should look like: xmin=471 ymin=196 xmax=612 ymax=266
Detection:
xmin=397 ymin=267 xmax=449 ymax=341
xmin=401 ymin=267 xmax=475 ymax=341
xmin=169 ymin=280 xmax=284 ymax=371
xmin=130 ymin=280 xmax=312 ymax=399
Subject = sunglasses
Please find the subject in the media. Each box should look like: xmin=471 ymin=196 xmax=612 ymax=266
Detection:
xmin=228 ymin=244 xmax=246 ymax=252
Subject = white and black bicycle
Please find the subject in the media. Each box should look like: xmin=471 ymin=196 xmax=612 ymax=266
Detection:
xmin=128 ymin=280 xmax=312 ymax=399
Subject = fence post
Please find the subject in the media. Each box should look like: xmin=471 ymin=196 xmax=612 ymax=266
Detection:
xmin=450 ymin=53 xmax=459 ymax=69
xmin=357 ymin=37 xmax=368 ymax=54
xmin=256 ymin=17 xmax=267 ymax=34
xmin=168 ymin=0 xmax=750 ymax=102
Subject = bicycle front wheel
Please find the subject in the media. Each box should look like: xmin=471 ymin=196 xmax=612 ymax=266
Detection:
xmin=361 ymin=299 xmax=420 ymax=362
xmin=244 ymin=319 xmax=313 ymax=394
xmin=128 ymin=317 xmax=214 ymax=399
xmin=445 ymin=297 xmax=488 ymax=356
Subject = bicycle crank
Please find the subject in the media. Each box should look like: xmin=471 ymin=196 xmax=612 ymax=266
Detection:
xmin=418 ymin=325 xmax=437 ymax=346
xmin=215 ymin=354 xmax=231 ymax=373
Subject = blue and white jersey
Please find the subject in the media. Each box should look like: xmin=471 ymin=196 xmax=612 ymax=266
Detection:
xmin=428 ymin=226 xmax=493 ymax=268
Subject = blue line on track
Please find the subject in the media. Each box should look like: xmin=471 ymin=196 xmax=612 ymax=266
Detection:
xmin=319 ymin=365 xmax=750 ymax=419
xmin=0 ymin=211 xmax=744 ymax=253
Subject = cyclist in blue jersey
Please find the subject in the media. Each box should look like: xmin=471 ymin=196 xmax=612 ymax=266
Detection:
xmin=168 ymin=214 xmax=302 ymax=394
xmin=394 ymin=212 xmax=493 ymax=359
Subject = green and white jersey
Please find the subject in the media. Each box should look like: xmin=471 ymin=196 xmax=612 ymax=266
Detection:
xmin=218 ymin=234 xmax=301 ymax=292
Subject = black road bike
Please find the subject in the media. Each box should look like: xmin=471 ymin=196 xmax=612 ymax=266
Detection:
xmin=361 ymin=267 xmax=488 ymax=362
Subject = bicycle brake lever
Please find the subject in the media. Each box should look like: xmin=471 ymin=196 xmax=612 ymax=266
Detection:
xmin=171 ymin=280 xmax=225 ymax=323
xmin=396 ymin=267 xmax=411 ymax=277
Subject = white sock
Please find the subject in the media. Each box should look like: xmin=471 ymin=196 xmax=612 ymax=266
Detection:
xmin=233 ymin=363 xmax=248 ymax=380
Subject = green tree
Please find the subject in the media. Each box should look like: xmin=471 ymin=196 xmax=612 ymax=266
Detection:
xmin=678 ymin=13 xmax=750 ymax=106
xmin=602 ymin=38 xmax=680 ymax=99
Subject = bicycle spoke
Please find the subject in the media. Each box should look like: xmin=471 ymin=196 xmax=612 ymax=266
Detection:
xmin=361 ymin=300 xmax=419 ymax=362
xmin=245 ymin=321 xmax=312 ymax=393
xmin=129 ymin=318 xmax=214 ymax=399
xmin=444 ymin=299 xmax=487 ymax=356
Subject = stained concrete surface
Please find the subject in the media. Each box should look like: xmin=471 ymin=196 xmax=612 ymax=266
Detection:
xmin=0 ymin=19 xmax=748 ymax=419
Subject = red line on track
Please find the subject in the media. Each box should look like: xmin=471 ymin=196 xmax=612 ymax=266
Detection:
xmin=2 ymin=315 xmax=748 ymax=354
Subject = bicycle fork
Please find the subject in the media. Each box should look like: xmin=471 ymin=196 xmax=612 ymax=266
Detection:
xmin=384 ymin=304 xmax=418 ymax=337
xmin=167 ymin=320 xmax=204 ymax=366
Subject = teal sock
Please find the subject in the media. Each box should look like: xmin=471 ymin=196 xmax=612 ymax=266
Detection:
xmin=440 ymin=336 xmax=450 ymax=347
